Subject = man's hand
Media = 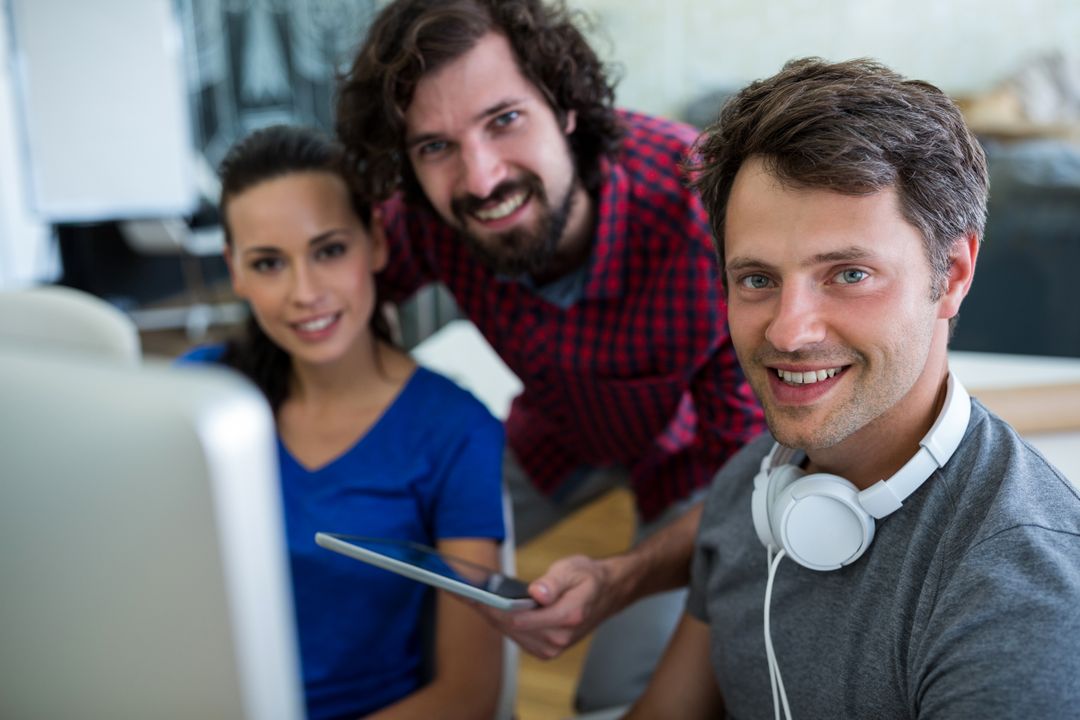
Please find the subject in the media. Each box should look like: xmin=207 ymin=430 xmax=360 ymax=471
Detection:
xmin=476 ymin=503 xmax=704 ymax=659
xmin=481 ymin=554 xmax=621 ymax=659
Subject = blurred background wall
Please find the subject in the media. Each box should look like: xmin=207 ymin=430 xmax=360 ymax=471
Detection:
xmin=574 ymin=0 xmax=1080 ymax=121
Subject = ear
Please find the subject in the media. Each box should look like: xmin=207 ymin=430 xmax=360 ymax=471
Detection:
xmin=938 ymin=233 xmax=979 ymax=321
xmin=563 ymin=109 xmax=577 ymax=135
xmin=368 ymin=207 xmax=390 ymax=274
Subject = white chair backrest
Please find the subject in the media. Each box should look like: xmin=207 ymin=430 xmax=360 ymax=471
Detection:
xmin=0 ymin=285 xmax=140 ymax=364
xmin=495 ymin=485 xmax=520 ymax=720
xmin=410 ymin=319 xmax=522 ymax=422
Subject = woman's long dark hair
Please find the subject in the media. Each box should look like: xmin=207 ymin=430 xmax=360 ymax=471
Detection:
xmin=217 ymin=124 xmax=392 ymax=413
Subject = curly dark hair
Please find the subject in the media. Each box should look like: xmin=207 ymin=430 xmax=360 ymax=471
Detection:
xmin=217 ymin=124 xmax=391 ymax=413
xmin=688 ymin=57 xmax=988 ymax=303
xmin=335 ymin=0 xmax=623 ymax=205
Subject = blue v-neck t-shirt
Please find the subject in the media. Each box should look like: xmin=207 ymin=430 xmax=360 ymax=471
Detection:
xmin=179 ymin=346 xmax=505 ymax=719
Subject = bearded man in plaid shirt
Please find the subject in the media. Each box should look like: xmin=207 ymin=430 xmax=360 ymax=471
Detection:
xmin=337 ymin=0 xmax=765 ymax=710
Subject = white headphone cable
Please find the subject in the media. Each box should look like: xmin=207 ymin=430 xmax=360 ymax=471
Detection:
xmin=764 ymin=547 xmax=792 ymax=720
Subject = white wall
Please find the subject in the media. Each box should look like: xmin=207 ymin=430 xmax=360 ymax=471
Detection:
xmin=0 ymin=2 xmax=53 ymax=290
xmin=576 ymin=0 xmax=1080 ymax=120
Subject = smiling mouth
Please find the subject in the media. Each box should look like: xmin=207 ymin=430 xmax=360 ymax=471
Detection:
xmin=294 ymin=313 xmax=339 ymax=332
xmin=471 ymin=189 xmax=529 ymax=222
xmin=774 ymin=366 xmax=845 ymax=385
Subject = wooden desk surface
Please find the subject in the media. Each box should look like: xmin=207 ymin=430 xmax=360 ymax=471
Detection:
xmin=973 ymin=382 xmax=1080 ymax=435
xmin=951 ymin=351 xmax=1080 ymax=434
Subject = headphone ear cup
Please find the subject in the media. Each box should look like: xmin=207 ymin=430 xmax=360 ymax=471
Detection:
xmin=752 ymin=462 xmax=805 ymax=551
xmin=772 ymin=474 xmax=876 ymax=571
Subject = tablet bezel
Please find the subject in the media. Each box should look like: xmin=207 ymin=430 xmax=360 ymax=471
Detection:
xmin=314 ymin=532 xmax=537 ymax=611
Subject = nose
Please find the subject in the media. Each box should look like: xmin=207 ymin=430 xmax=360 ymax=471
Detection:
xmin=764 ymin=284 xmax=827 ymax=352
xmin=460 ymin=138 xmax=507 ymax=199
xmin=288 ymin=262 xmax=323 ymax=307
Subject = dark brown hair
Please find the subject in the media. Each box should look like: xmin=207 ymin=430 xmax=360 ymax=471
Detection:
xmin=689 ymin=57 xmax=988 ymax=299
xmin=217 ymin=124 xmax=390 ymax=412
xmin=335 ymin=0 xmax=622 ymax=204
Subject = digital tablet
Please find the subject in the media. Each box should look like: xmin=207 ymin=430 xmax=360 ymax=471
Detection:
xmin=314 ymin=533 xmax=538 ymax=611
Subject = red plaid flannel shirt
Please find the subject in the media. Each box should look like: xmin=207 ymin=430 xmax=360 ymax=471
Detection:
xmin=379 ymin=110 xmax=764 ymax=521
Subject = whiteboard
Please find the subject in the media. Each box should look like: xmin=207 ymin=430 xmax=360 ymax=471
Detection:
xmin=7 ymin=0 xmax=196 ymax=221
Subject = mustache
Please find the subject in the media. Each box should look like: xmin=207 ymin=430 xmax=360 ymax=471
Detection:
xmin=451 ymin=175 xmax=544 ymax=219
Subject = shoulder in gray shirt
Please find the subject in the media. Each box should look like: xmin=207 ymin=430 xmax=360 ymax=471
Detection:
xmin=688 ymin=398 xmax=1080 ymax=719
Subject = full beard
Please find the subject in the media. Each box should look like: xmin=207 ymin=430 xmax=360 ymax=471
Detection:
xmin=451 ymin=173 xmax=577 ymax=277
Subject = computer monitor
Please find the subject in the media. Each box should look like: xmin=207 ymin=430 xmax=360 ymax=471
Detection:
xmin=0 ymin=347 xmax=303 ymax=720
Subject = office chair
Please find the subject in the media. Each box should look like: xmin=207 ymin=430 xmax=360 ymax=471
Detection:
xmin=0 ymin=285 xmax=140 ymax=363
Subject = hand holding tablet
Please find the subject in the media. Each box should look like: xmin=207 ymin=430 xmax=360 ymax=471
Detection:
xmin=315 ymin=533 xmax=538 ymax=611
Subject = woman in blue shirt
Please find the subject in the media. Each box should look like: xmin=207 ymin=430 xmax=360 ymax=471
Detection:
xmin=182 ymin=125 xmax=505 ymax=719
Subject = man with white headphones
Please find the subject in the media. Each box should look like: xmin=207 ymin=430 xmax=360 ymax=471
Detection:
xmin=626 ymin=57 xmax=1080 ymax=719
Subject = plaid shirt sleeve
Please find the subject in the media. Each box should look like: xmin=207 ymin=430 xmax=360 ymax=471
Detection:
xmin=596 ymin=111 xmax=765 ymax=520
xmin=632 ymin=323 xmax=765 ymax=518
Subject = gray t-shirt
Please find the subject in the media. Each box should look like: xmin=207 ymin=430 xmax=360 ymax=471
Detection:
xmin=688 ymin=398 xmax=1080 ymax=719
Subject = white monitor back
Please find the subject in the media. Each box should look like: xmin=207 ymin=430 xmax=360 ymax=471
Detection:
xmin=0 ymin=348 xmax=303 ymax=720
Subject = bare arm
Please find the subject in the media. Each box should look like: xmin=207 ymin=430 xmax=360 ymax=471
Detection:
xmin=624 ymin=612 xmax=724 ymax=719
xmin=365 ymin=538 xmax=502 ymax=719
xmin=478 ymin=503 xmax=702 ymax=659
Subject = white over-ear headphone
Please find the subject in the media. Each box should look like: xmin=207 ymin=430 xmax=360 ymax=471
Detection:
xmin=751 ymin=371 xmax=970 ymax=571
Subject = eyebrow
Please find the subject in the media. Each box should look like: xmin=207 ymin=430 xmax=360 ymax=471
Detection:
xmin=240 ymin=230 xmax=347 ymax=257
xmin=726 ymin=246 xmax=874 ymax=274
xmin=405 ymin=98 xmax=524 ymax=150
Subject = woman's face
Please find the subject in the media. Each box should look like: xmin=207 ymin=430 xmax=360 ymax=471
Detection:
xmin=224 ymin=171 xmax=386 ymax=368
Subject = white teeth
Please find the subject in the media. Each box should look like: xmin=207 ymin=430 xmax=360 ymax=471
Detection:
xmin=474 ymin=191 xmax=527 ymax=221
xmin=776 ymin=367 xmax=841 ymax=385
xmin=297 ymin=315 xmax=335 ymax=332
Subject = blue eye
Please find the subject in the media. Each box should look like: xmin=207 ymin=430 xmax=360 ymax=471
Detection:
xmin=739 ymin=274 xmax=772 ymax=290
xmin=417 ymin=140 xmax=448 ymax=157
xmin=835 ymin=269 xmax=868 ymax=284
xmin=492 ymin=110 xmax=520 ymax=129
